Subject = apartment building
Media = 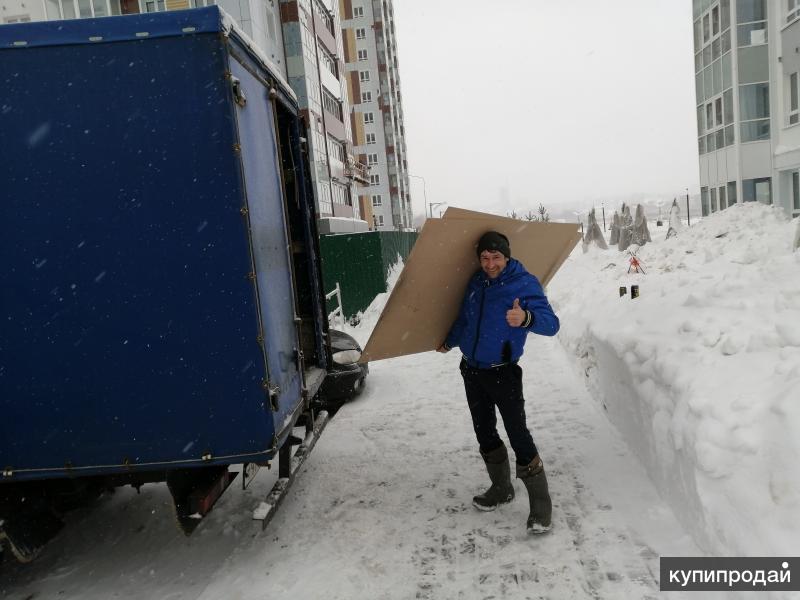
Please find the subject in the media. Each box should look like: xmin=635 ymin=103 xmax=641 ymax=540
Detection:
xmin=694 ymin=0 xmax=800 ymax=218
xmin=339 ymin=0 xmax=412 ymax=230
xmin=0 ymin=0 xmax=370 ymax=231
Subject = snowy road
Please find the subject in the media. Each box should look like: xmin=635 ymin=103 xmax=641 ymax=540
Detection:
xmin=1 ymin=335 xmax=710 ymax=599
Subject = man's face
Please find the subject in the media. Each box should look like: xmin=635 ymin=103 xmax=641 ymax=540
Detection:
xmin=480 ymin=250 xmax=508 ymax=279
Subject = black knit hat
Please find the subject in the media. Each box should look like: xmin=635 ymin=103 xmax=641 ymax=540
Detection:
xmin=476 ymin=231 xmax=510 ymax=259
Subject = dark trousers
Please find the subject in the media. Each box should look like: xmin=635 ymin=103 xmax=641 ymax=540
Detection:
xmin=460 ymin=359 xmax=538 ymax=465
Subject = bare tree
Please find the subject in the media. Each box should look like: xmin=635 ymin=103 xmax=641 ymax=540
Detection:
xmin=507 ymin=210 xmax=519 ymax=220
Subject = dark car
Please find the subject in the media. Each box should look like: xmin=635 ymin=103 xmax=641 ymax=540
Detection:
xmin=316 ymin=329 xmax=369 ymax=412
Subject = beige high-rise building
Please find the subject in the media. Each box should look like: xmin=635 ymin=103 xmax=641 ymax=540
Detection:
xmin=339 ymin=0 xmax=413 ymax=230
xmin=0 ymin=0 xmax=372 ymax=232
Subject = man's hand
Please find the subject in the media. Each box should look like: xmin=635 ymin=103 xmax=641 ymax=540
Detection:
xmin=436 ymin=343 xmax=450 ymax=353
xmin=506 ymin=298 xmax=526 ymax=328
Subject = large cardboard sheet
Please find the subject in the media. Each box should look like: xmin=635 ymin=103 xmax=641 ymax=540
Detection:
xmin=360 ymin=207 xmax=581 ymax=362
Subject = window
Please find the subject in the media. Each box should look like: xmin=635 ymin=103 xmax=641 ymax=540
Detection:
xmin=701 ymin=90 xmax=733 ymax=153
xmin=367 ymin=153 xmax=378 ymax=165
xmin=737 ymin=0 xmax=765 ymax=23
xmin=376 ymin=215 xmax=385 ymax=227
xmin=790 ymin=72 xmax=799 ymax=125
xmin=712 ymin=5 xmax=720 ymax=35
xmin=740 ymin=82 xmax=770 ymax=141
xmin=331 ymin=181 xmax=349 ymax=206
xmin=313 ymin=1 xmax=335 ymax=37
xmin=353 ymin=5 xmax=364 ymax=17
xmin=361 ymin=91 xmax=372 ymax=103
xmin=790 ymin=0 xmax=800 ymax=24
xmin=144 ymin=0 xmax=166 ymax=12
xmin=696 ymin=2 xmax=733 ymax=155
xmin=727 ymin=181 xmax=737 ymax=207
xmin=359 ymin=70 xmax=370 ymax=82
xmin=742 ymin=177 xmax=772 ymax=203
xmin=366 ymin=133 xmax=376 ymax=144
xmin=46 ymin=0 xmax=130 ymax=18
xmin=356 ymin=27 xmax=366 ymax=39
xmin=372 ymin=194 xmax=382 ymax=207
xmin=701 ymin=186 xmax=710 ymax=216
xmin=363 ymin=112 xmax=374 ymax=124
xmin=327 ymin=136 xmax=346 ymax=163
xmin=718 ymin=185 xmax=727 ymax=210
xmin=318 ymin=47 xmax=337 ymax=77
xmin=318 ymin=185 xmax=333 ymax=216
xmin=357 ymin=49 xmax=368 ymax=61
xmin=710 ymin=187 xmax=718 ymax=212
xmin=737 ymin=0 xmax=766 ymax=47
xmin=322 ymin=89 xmax=343 ymax=121
xmin=793 ymin=171 xmax=800 ymax=210
xmin=370 ymin=174 xmax=380 ymax=186
xmin=738 ymin=22 xmax=767 ymax=46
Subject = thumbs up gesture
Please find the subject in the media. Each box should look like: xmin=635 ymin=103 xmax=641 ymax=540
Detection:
xmin=506 ymin=298 xmax=526 ymax=328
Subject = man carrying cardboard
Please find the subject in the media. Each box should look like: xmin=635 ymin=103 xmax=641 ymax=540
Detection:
xmin=437 ymin=231 xmax=559 ymax=534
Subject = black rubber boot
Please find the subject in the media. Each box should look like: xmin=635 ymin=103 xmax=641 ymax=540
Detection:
xmin=517 ymin=455 xmax=552 ymax=534
xmin=472 ymin=444 xmax=515 ymax=511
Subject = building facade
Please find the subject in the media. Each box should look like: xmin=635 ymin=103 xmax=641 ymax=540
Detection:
xmin=278 ymin=0 xmax=369 ymax=230
xmin=0 ymin=0 xmax=371 ymax=232
xmin=694 ymin=0 xmax=800 ymax=219
xmin=339 ymin=0 xmax=412 ymax=230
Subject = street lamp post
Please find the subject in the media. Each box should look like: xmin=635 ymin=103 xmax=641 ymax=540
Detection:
xmin=408 ymin=174 xmax=428 ymax=219
xmin=686 ymin=187 xmax=691 ymax=227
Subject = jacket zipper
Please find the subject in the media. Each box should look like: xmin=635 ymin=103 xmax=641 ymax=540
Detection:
xmin=471 ymin=282 xmax=487 ymax=359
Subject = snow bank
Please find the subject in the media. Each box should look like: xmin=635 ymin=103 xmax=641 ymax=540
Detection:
xmin=340 ymin=256 xmax=404 ymax=347
xmin=548 ymin=203 xmax=800 ymax=556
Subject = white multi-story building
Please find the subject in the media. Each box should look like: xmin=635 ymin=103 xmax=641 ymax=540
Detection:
xmin=339 ymin=0 xmax=412 ymax=230
xmin=0 ymin=0 xmax=283 ymax=62
xmin=694 ymin=0 xmax=800 ymax=218
xmin=0 ymin=0 xmax=370 ymax=232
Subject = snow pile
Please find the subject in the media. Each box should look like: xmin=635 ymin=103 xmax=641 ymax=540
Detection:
xmin=343 ymin=256 xmax=404 ymax=347
xmin=548 ymin=203 xmax=800 ymax=556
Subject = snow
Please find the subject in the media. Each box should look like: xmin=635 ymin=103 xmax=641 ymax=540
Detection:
xmin=550 ymin=203 xmax=800 ymax=558
xmin=2 ymin=204 xmax=798 ymax=598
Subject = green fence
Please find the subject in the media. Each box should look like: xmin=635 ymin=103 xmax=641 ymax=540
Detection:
xmin=319 ymin=230 xmax=418 ymax=321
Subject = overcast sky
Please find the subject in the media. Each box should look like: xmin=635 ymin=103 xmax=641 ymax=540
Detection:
xmin=391 ymin=0 xmax=699 ymax=219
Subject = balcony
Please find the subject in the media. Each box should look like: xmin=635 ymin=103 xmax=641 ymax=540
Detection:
xmin=345 ymin=158 xmax=370 ymax=184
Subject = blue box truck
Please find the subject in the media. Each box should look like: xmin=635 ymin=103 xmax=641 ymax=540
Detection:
xmin=0 ymin=6 xmax=337 ymax=562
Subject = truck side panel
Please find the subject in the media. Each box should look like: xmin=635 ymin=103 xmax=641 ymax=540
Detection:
xmin=0 ymin=27 xmax=276 ymax=479
xmin=228 ymin=56 xmax=303 ymax=440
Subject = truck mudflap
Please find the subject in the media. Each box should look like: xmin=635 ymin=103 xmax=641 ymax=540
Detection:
xmin=0 ymin=512 xmax=63 ymax=564
xmin=167 ymin=467 xmax=239 ymax=535
xmin=252 ymin=409 xmax=329 ymax=529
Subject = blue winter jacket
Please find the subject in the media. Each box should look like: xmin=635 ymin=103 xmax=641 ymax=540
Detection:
xmin=445 ymin=258 xmax=559 ymax=366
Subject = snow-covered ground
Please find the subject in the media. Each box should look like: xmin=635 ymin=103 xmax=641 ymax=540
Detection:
xmin=550 ymin=203 xmax=800 ymax=559
xmin=2 ymin=203 xmax=797 ymax=599
xmin=1 ymin=311 xmax=704 ymax=599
